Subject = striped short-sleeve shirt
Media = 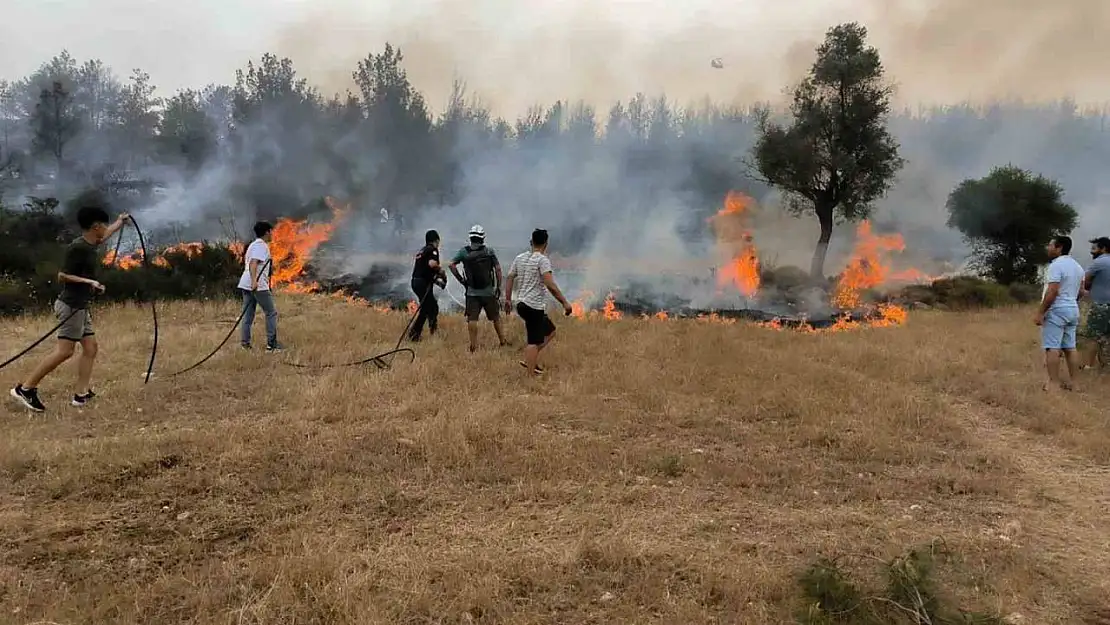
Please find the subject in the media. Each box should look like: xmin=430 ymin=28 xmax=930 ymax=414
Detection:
xmin=508 ymin=251 xmax=552 ymax=311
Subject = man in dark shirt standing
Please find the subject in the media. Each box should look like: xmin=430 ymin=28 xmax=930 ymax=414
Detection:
xmin=409 ymin=229 xmax=446 ymax=342
xmin=11 ymin=193 xmax=129 ymax=412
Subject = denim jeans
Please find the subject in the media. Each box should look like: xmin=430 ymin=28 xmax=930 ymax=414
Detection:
xmin=240 ymin=289 xmax=278 ymax=347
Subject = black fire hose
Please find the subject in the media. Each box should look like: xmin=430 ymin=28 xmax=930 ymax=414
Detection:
xmin=128 ymin=215 xmax=159 ymax=384
xmin=280 ymin=278 xmax=436 ymax=371
xmin=0 ymin=306 xmax=84 ymax=372
xmin=169 ymin=269 xmax=426 ymax=374
xmin=0 ymin=221 xmax=134 ymax=372
xmin=160 ymin=258 xmax=272 ymax=379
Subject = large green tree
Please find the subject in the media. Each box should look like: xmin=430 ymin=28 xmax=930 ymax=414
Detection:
xmin=31 ymin=81 xmax=80 ymax=176
xmin=946 ymin=165 xmax=1078 ymax=285
xmin=114 ymin=69 xmax=161 ymax=166
xmin=353 ymin=44 xmax=433 ymax=211
xmin=158 ymin=89 xmax=216 ymax=170
xmin=752 ymin=22 xmax=904 ymax=279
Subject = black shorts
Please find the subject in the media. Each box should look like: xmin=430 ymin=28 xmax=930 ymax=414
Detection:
xmin=516 ymin=302 xmax=555 ymax=346
xmin=465 ymin=294 xmax=500 ymax=321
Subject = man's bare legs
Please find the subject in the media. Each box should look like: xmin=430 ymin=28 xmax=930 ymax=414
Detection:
xmin=75 ymin=336 xmax=98 ymax=393
xmin=492 ymin=317 xmax=508 ymax=346
xmin=1043 ymin=348 xmax=1062 ymax=391
xmin=468 ymin=316 xmax=510 ymax=352
xmin=1044 ymin=348 xmax=1081 ymax=390
xmin=22 ymin=340 xmax=77 ymax=389
xmin=1061 ymin=348 xmax=1079 ymax=390
xmin=467 ymin=321 xmax=480 ymax=352
xmin=523 ymin=330 xmax=555 ymax=374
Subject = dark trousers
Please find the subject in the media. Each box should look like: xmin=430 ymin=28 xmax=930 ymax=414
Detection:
xmin=409 ymin=279 xmax=438 ymax=340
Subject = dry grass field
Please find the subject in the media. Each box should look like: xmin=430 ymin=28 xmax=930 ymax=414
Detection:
xmin=1 ymin=296 xmax=1109 ymax=624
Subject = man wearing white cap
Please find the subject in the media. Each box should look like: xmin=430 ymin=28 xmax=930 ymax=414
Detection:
xmin=449 ymin=224 xmax=510 ymax=352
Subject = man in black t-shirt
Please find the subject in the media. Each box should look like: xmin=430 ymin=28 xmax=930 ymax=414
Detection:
xmin=11 ymin=194 xmax=129 ymax=412
xmin=409 ymin=229 xmax=446 ymax=342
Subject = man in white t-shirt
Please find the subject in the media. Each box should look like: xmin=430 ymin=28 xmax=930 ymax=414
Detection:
xmin=504 ymin=228 xmax=572 ymax=375
xmin=1035 ymin=235 xmax=1085 ymax=390
xmin=237 ymin=221 xmax=282 ymax=352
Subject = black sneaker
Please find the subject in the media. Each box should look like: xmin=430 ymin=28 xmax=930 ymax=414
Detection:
xmin=241 ymin=343 xmax=252 ymax=350
xmin=10 ymin=385 xmax=45 ymax=412
xmin=71 ymin=390 xmax=96 ymax=407
xmin=265 ymin=343 xmax=284 ymax=353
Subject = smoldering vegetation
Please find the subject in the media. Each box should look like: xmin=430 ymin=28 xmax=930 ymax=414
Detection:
xmin=1 ymin=46 xmax=1108 ymax=313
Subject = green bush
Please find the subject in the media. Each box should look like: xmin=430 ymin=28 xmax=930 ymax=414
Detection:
xmin=896 ymin=276 xmax=1021 ymax=310
xmin=1007 ymin=282 xmax=1041 ymax=304
xmin=796 ymin=544 xmax=1004 ymax=625
xmin=0 ymin=198 xmax=243 ymax=317
xmin=0 ymin=275 xmax=36 ymax=316
xmin=98 ymin=243 xmax=242 ymax=303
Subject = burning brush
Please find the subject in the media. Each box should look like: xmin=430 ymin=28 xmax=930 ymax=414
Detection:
xmin=97 ymin=191 xmax=929 ymax=334
xmin=555 ymin=192 xmax=930 ymax=332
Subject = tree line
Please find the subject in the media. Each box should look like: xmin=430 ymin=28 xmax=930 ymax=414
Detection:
xmin=0 ymin=23 xmax=1095 ymax=281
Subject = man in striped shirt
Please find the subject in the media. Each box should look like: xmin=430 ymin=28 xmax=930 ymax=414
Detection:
xmin=504 ymin=229 xmax=572 ymax=375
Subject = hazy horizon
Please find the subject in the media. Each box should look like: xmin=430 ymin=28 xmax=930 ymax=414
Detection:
xmin=4 ymin=0 xmax=1109 ymax=117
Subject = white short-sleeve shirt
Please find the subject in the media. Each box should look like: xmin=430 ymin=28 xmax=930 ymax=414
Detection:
xmin=237 ymin=239 xmax=272 ymax=291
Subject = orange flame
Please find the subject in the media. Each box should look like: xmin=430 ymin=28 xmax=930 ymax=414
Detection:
xmin=570 ymin=290 xmax=594 ymax=319
xmin=270 ymin=197 xmax=349 ymax=291
xmin=100 ymin=196 xmax=348 ymax=292
xmin=710 ymin=191 xmax=760 ymax=298
xmin=103 ymin=241 xmax=209 ymax=270
xmin=102 ymin=249 xmax=144 ymax=269
xmin=601 ymin=292 xmax=622 ymax=320
xmin=832 ymin=221 xmax=905 ymax=310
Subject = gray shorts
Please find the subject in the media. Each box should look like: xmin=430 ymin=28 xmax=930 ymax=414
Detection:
xmin=54 ymin=299 xmax=93 ymax=341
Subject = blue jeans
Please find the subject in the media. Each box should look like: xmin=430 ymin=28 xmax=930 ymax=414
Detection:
xmin=240 ymin=289 xmax=278 ymax=347
xmin=1042 ymin=307 xmax=1079 ymax=350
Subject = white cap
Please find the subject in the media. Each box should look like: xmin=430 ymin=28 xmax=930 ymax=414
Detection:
xmin=468 ymin=224 xmax=485 ymax=239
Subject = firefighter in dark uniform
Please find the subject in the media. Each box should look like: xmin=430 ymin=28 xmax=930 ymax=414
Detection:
xmin=409 ymin=229 xmax=446 ymax=342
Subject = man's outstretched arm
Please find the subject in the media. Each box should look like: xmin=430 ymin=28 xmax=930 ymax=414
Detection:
xmin=542 ymin=272 xmax=572 ymax=314
xmin=448 ymin=260 xmax=466 ymax=285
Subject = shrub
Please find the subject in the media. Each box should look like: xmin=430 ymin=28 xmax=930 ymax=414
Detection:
xmin=1007 ymin=282 xmax=1041 ymax=304
xmin=0 ymin=241 xmax=243 ymax=317
xmin=796 ymin=543 xmax=1004 ymax=625
xmin=0 ymin=275 xmax=36 ymax=316
xmin=98 ymin=243 xmax=241 ymax=303
xmin=928 ymin=277 xmax=1015 ymax=310
xmin=896 ymin=276 xmax=1021 ymax=311
xmin=0 ymin=199 xmax=244 ymax=317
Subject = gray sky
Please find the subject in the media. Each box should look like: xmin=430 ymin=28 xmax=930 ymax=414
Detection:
xmin=3 ymin=0 xmax=1109 ymax=116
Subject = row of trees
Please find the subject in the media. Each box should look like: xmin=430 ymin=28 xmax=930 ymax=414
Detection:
xmin=0 ymin=24 xmax=1098 ymax=280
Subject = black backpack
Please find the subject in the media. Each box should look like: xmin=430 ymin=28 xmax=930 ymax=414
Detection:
xmin=461 ymin=245 xmax=495 ymax=290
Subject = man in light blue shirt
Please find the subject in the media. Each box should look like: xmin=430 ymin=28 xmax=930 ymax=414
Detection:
xmin=1035 ymin=235 xmax=1086 ymax=390
xmin=1080 ymin=236 xmax=1110 ymax=370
